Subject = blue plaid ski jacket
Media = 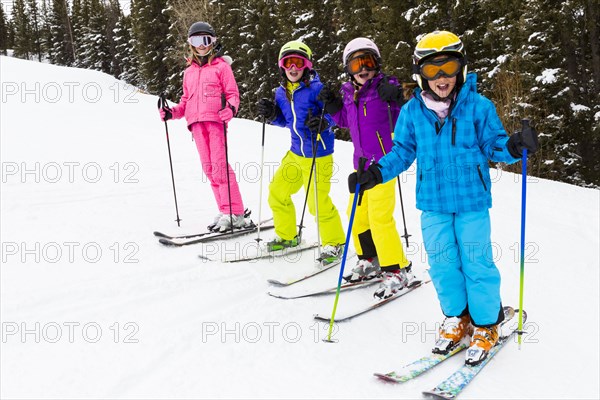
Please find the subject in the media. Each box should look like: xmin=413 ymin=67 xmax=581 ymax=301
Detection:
xmin=377 ymin=73 xmax=519 ymax=213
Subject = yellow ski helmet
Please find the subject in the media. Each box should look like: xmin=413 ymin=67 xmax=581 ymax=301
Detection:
xmin=412 ymin=31 xmax=468 ymax=90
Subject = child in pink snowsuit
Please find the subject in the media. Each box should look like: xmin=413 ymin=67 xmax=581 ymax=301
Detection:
xmin=159 ymin=21 xmax=248 ymax=232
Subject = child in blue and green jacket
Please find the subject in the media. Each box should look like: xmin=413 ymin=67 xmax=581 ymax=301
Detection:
xmin=256 ymin=40 xmax=345 ymax=262
xmin=351 ymin=31 xmax=538 ymax=366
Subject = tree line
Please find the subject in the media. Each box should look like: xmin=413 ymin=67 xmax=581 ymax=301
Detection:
xmin=1 ymin=0 xmax=598 ymax=187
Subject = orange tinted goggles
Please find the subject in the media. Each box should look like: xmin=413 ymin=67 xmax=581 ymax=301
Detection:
xmin=279 ymin=55 xmax=313 ymax=70
xmin=419 ymin=57 xmax=462 ymax=80
xmin=347 ymin=53 xmax=378 ymax=75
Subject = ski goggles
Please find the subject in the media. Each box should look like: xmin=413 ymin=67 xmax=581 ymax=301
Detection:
xmin=278 ymin=55 xmax=313 ymax=71
xmin=188 ymin=34 xmax=216 ymax=48
xmin=419 ymin=57 xmax=463 ymax=80
xmin=346 ymin=53 xmax=378 ymax=75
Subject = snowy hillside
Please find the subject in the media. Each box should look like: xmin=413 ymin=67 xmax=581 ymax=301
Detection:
xmin=1 ymin=56 xmax=599 ymax=399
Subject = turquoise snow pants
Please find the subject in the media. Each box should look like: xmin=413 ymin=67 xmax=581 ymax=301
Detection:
xmin=420 ymin=210 xmax=503 ymax=326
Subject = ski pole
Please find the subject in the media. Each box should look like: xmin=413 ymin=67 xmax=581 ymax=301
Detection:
xmin=297 ymin=108 xmax=325 ymax=244
xmin=255 ymin=116 xmax=267 ymax=243
xmin=221 ymin=93 xmax=234 ymax=234
xmin=312 ymin=107 xmax=327 ymax=259
xmin=517 ymin=118 xmax=531 ymax=349
xmin=385 ymin=93 xmax=411 ymax=247
xmin=324 ymin=157 xmax=368 ymax=343
xmin=158 ymin=94 xmax=182 ymax=227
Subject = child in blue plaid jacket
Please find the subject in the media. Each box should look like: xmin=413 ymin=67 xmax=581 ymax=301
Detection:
xmin=350 ymin=31 xmax=538 ymax=365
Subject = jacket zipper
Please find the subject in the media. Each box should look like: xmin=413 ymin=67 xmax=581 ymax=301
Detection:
xmin=290 ymin=93 xmax=306 ymax=157
xmin=363 ymin=101 xmax=367 ymax=117
xmin=477 ymin=165 xmax=488 ymax=191
xmin=452 ymin=118 xmax=457 ymax=146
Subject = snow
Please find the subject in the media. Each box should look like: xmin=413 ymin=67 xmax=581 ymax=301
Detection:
xmin=1 ymin=56 xmax=599 ymax=399
xmin=535 ymin=68 xmax=560 ymax=84
xmin=570 ymin=103 xmax=591 ymax=114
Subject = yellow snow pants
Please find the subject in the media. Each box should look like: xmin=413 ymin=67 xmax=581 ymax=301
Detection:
xmin=347 ymin=179 xmax=409 ymax=269
xmin=268 ymin=151 xmax=345 ymax=246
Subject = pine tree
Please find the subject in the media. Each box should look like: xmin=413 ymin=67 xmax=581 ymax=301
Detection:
xmin=0 ymin=5 xmax=8 ymax=55
xmin=27 ymin=0 xmax=43 ymax=61
xmin=80 ymin=0 xmax=111 ymax=73
xmin=113 ymin=13 xmax=140 ymax=85
xmin=130 ymin=0 xmax=174 ymax=93
xmin=70 ymin=0 xmax=87 ymax=67
xmin=47 ymin=0 xmax=75 ymax=65
xmin=38 ymin=0 xmax=52 ymax=62
xmin=212 ymin=0 xmax=276 ymax=118
xmin=12 ymin=0 xmax=31 ymax=59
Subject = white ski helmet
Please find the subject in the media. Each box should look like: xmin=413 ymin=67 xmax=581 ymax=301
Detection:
xmin=343 ymin=38 xmax=381 ymax=67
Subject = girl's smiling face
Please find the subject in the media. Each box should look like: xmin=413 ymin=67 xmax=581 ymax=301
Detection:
xmin=351 ymin=51 xmax=376 ymax=85
xmin=285 ymin=66 xmax=304 ymax=83
xmin=195 ymin=44 xmax=213 ymax=56
xmin=428 ymin=75 xmax=457 ymax=99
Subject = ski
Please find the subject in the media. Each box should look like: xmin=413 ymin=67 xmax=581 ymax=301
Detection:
xmin=374 ymin=344 xmax=468 ymax=383
xmin=268 ymin=278 xmax=381 ymax=299
xmin=158 ymin=223 xmax=274 ymax=247
xmin=422 ymin=308 xmax=526 ymax=399
xmin=224 ymin=241 xmax=320 ymax=263
xmin=154 ymin=214 xmax=272 ymax=240
xmin=314 ymin=279 xmax=431 ymax=323
xmin=374 ymin=307 xmax=516 ymax=384
xmin=266 ymin=254 xmax=356 ymax=287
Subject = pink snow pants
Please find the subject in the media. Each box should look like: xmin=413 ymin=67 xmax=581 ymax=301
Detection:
xmin=191 ymin=122 xmax=245 ymax=215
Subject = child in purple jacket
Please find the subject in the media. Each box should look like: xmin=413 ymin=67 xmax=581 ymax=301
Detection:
xmin=318 ymin=38 xmax=416 ymax=299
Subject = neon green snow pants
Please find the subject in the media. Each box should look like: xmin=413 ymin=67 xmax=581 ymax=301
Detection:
xmin=268 ymin=151 xmax=345 ymax=246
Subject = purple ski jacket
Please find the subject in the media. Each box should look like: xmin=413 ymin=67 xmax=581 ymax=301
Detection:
xmin=330 ymin=73 xmax=401 ymax=170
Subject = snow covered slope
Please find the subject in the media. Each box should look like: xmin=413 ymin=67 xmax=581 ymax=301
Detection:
xmin=1 ymin=56 xmax=599 ymax=399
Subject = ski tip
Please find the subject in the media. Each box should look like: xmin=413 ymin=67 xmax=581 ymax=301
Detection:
xmin=422 ymin=390 xmax=455 ymax=400
xmin=153 ymin=231 xmax=167 ymax=238
xmin=266 ymin=279 xmax=286 ymax=286
xmin=158 ymin=238 xmax=179 ymax=247
xmin=198 ymin=254 xmax=214 ymax=261
xmin=373 ymin=373 xmax=399 ymax=384
xmin=266 ymin=292 xmax=288 ymax=299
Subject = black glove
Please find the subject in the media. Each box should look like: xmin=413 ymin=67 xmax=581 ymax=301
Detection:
xmin=377 ymin=80 xmax=401 ymax=103
xmin=257 ymin=98 xmax=277 ymax=120
xmin=507 ymin=126 xmax=539 ymax=158
xmin=348 ymin=164 xmax=383 ymax=193
xmin=157 ymin=97 xmax=173 ymax=121
xmin=305 ymin=110 xmax=323 ymax=135
xmin=317 ymin=84 xmax=343 ymax=115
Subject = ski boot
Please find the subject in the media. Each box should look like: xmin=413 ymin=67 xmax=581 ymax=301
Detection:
xmin=433 ymin=314 xmax=472 ymax=355
xmin=465 ymin=325 xmax=499 ymax=366
xmin=344 ymin=257 xmax=381 ymax=283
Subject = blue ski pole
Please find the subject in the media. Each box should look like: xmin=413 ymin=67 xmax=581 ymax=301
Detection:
xmin=517 ymin=118 xmax=531 ymax=348
xmin=324 ymin=157 xmax=368 ymax=343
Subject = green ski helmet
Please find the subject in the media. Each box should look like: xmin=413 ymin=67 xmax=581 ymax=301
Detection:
xmin=278 ymin=40 xmax=313 ymax=61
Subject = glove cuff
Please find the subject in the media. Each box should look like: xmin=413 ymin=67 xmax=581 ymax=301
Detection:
xmin=506 ymin=135 xmax=522 ymax=159
xmin=372 ymin=164 xmax=384 ymax=184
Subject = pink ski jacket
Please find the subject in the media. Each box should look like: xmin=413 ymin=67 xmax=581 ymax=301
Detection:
xmin=171 ymin=57 xmax=240 ymax=129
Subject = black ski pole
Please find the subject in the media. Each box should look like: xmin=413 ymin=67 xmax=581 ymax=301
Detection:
xmin=383 ymin=81 xmax=411 ymax=247
xmin=255 ymin=115 xmax=266 ymax=243
xmin=221 ymin=93 xmax=234 ymax=234
xmin=158 ymin=93 xmax=181 ymax=227
xmin=297 ymin=107 xmax=326 ymax=243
